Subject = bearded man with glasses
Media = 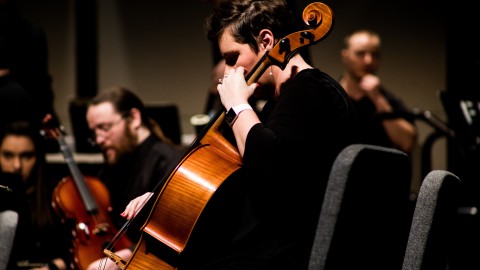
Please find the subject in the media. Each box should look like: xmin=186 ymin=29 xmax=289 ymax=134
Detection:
xmin=85 ymin=86 xmax=184 ymax=270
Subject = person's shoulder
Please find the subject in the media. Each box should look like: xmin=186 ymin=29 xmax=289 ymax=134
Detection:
xmin=380 ymin=86 xmax=407 ymax=104
xmin=150 ymin=139 xmax=185 ymax=158
xmin=0 ymin=74 xmax=21 ymax=88
xmin=297 ymin=68 xmax=338 ymax=83
xmin=379 ymin=86 xmax=400 ymax=99
xmin=296 ymin=68 xmax=345 ymax=93
xmin=148 ymin=141 xmax=184 ymax=177
xmin=0 ymin=75 xmax=34 ymax=102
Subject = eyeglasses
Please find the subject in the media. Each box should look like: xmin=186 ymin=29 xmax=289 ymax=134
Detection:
xmin=88 ymin=117 xmax=125 ymax=145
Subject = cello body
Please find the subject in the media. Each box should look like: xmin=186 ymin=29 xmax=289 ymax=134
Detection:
xmin=125 ymin=113 xmax=242 ymax=269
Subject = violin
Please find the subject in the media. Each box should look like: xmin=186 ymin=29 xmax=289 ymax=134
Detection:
xmin=103 ymin=2 xmax=334 ymax=269
xmin=41 ymin=115 xmax=132 ymax=270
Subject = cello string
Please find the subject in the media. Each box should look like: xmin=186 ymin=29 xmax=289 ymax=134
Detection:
xmin=97 ymin=256 xmax=107 ymax=270
xmin=104 ymin=221 xmax=130 ymax=250
xmin=99 ymin=193 xmax=156 ymax=269
xmin=104 ymin=219 xmax=131 ymax=251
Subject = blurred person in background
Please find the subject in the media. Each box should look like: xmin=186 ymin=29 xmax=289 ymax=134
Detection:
xmin=0 ymin=0 xmax=60 ymax=151
xmin=0 ymin=121 xmax=70 ymax=270
xmin=339 ymin=29 xmax=417 ymax=155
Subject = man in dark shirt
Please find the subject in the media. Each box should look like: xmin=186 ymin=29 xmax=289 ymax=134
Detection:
xmin=339 ymin=29 xmax=417 ymax=155
xmin=85 ymin=86 xmax=184 ymax=270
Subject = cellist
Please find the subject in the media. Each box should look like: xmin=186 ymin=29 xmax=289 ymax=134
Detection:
xmin=122 ymin=0 xmax=359 ymax=269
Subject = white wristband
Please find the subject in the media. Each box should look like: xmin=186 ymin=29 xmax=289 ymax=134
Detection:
xmin=231 ymin=104 xmax=253 ymax=114
xmin=225 ymin=104 xmax=253 ymax=127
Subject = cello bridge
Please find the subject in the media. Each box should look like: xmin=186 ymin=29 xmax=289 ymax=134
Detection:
xmin=104 ymin=249 xmax=127 ymax=270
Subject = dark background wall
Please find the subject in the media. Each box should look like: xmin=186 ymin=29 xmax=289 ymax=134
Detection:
xmin=16 ymin=0 xmax=475 ymax=192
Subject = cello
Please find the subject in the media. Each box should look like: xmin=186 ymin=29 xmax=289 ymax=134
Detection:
xmin=103 ymin=2 xmax=334 ymax=269
xmin=41 ymin=115 xmax=132 ymax=270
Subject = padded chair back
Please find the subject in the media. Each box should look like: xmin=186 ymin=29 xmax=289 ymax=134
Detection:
xmin=0 ymin=210 xmax=19 ymax=270
xmin=402 ymin=170 xmax=461 ymax=270
xmin=145 ymin=102 xmax=182 ymax=145
xmin=309 ymin=144 xmax=413 ymax=270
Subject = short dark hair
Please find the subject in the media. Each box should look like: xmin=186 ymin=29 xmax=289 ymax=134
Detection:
xmin=343 ymin=29 xmax=381 ymax=49
xmin=205 ymin=0 xmax=295 ymax=54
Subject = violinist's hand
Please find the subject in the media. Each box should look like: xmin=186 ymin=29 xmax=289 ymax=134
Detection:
xmin=86 ymin=248 xmax=132 ymax=270
xmin=121 ymin=192 xmax=154 ymax=220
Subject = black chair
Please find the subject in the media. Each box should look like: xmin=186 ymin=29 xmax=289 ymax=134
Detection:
xmin=145 ymin=102 xmax=182 ymax=145
xmin=0 ymin=210 xmax=19 ymax=270
xmin=308 ymin=144 xmax=413 ymax=270
xmin=438 ymin=90 xmax=480 ymax=269
xmin=69 ymin=98 xmax=100 ymax=153
xmin=402 ymin=170 xmax=461 ymax=270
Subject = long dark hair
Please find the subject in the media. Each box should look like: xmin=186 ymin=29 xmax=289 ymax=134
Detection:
xmin=0 ymin=120 xmax=54 ymax=229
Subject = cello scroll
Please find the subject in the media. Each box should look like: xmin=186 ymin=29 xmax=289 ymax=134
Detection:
xmin=247 ymin=1 xmax=333 ymax=84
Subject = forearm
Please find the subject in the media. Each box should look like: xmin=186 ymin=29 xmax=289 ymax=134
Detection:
xmin=382 ymin=118 xmax=417 ymax=153
xmin=231 ymin=109 xmax=259 ymax=157
xmin=369 ymin=90 xmax=417 ymax=153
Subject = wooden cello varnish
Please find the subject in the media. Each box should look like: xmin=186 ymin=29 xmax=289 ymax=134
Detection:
xmin=123 ymin=112 xmax=242 ymax=270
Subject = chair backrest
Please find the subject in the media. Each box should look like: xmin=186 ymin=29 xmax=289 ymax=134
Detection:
xmin=402 ymin=170 xmax=461 ymax=270
xmin=145 ymin=102 xmax=182 ymax=145
xmin=0 ymin=210 xmax=19 ymax=270
xmin=308 ymin=144 xmax=413 ymax=270
xmin=69 ymin=98 xmax=101 ymax=153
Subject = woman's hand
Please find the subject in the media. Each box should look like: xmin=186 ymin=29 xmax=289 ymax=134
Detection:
xmin=217 ymin=66 xmax=257 ymax=110
xmin=121 ymin=192 xmax=154 ymax=220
